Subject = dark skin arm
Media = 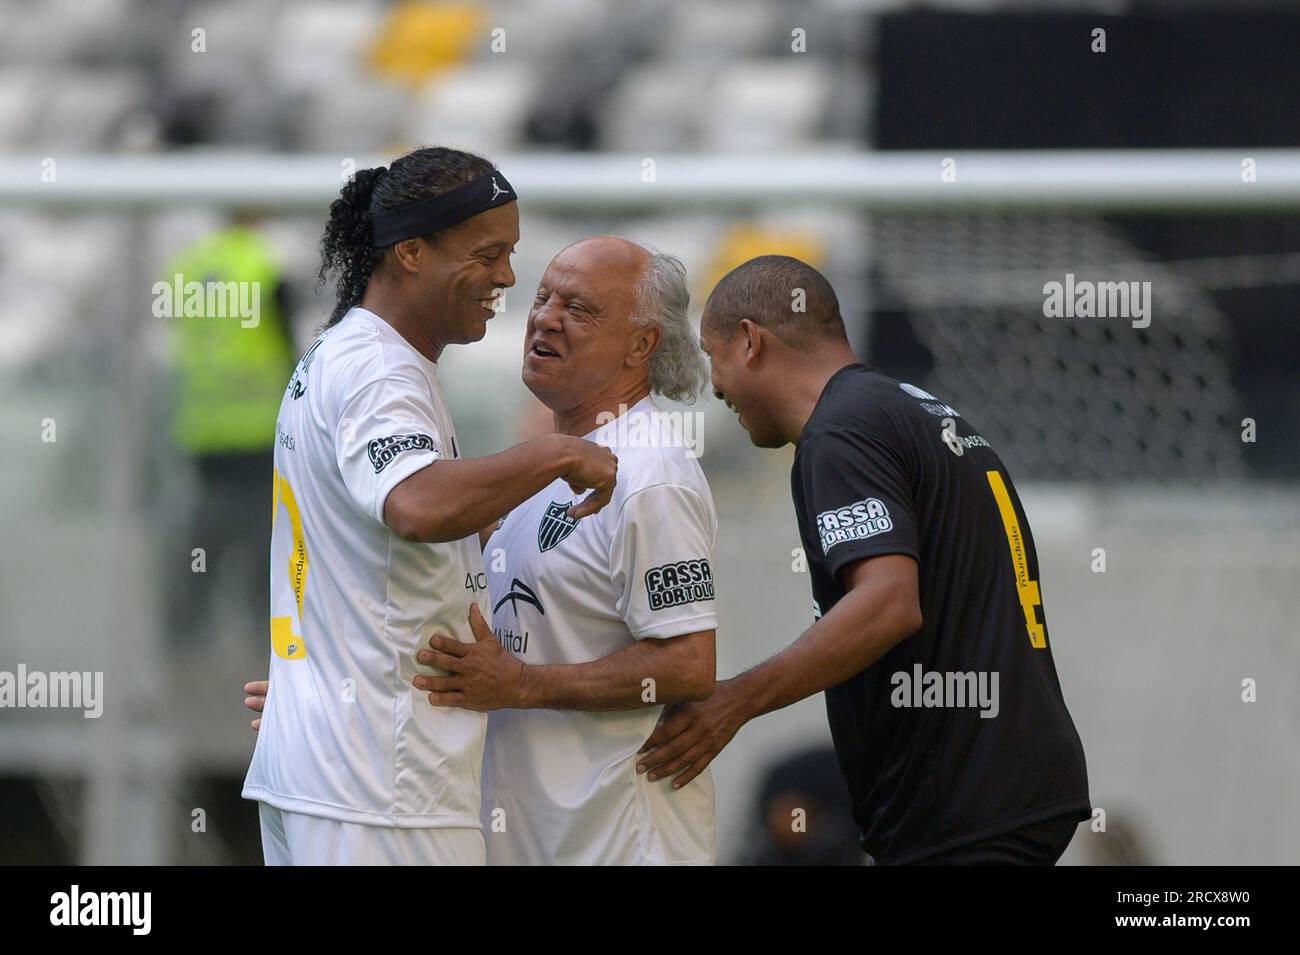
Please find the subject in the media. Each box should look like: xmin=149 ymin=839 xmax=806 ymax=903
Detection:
xmin=384 ymin=433 xmax=616 ymax=543
xmin=634 ymin=553 xmax=922 ymax=788
xmin=413 ymin=604 xmax=716 ymax=711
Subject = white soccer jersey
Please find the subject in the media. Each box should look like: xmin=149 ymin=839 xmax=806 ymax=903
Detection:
xmin=243 ymin=306 xmax=489 ymax=830
xmin=481 ymin=396 xmax=718 ymax=865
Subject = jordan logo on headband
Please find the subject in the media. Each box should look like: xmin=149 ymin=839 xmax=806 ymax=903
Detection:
xmin=490 ymin=177 xmax=509 ymax=201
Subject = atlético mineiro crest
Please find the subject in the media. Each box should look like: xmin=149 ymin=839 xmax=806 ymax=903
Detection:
xmin=538 ymin=501 xmax=580 ymax=552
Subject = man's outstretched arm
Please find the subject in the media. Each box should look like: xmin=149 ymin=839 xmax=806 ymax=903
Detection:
xmin=413 ymin=605 xmax=715 ymax=712
xmin=385 ymin=434 xmax=616 ymax=543
xmin=634 ymin=553 xmax=921 ymax=788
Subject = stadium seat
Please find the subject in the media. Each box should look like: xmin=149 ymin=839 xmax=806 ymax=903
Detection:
xmin=34 ymin=70 xmax=147 ymax=149
xmin=654 ymin=1 xmax=782 ymax=62
xmin=700 ymin=59 xmax=834 ymax=152
xmin=366 ymin=1 xmax=482 ymax=87
xmin=271 ymin=0 xmax=385 ymax=94
xmin=294 ymin=76 xmax=413 ymax=151
xmin=403 ymin=63 xmax=533 ymax=153
xmin=600 ymin=62 xmax=717 ymax=152
xmin=0 ymin=69 xmax=41 ymax=145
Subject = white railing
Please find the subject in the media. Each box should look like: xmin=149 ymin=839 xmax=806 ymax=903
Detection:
xmin=3 ymin=150 xmax=1300 ymax=211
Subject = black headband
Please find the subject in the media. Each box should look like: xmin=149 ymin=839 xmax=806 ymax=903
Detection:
xmin=371 ymin=170 xmax=517 ymax=247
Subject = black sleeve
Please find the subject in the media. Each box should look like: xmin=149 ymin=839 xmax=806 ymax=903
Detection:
xmin=796 ymin=428 xmax=919 ymax=580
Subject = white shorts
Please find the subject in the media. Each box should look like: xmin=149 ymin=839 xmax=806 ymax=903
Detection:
xmin=258 ymin=802 xmax=485 ymax=866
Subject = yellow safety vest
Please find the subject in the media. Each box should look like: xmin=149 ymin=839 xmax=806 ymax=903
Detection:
xmin=165 ymin=227 xmax=295 ymax=454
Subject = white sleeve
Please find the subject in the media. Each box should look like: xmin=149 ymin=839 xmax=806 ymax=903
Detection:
xmin=334 ymin=372 xmax=444 ymax=525
xmin=609 ymin=483 xmax=719 ymax=640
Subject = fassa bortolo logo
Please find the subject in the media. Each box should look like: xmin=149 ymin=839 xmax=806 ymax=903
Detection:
xmin=817 ymin=498 xmax=892 ymax=554
xmin=367 ymin=433 xmax=436 ymax=473
xmin=645 ymin=559 xmax=714 ymax=611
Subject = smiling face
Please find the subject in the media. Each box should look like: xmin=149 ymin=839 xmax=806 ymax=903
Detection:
xmin=699 ymin=315 xmax=787 ymax=448
xmin=408 ymin=201 xmax=519 ymax=345
xmin=522 ymin=237 xmax=657 ymax=416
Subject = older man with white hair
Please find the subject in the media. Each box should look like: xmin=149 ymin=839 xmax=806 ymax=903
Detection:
xmin=412 ymin=236 xmax=720 ymax=865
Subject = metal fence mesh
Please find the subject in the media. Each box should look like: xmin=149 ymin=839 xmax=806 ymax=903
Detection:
xmin=868 ymin=214 xmax=1247 ymax=482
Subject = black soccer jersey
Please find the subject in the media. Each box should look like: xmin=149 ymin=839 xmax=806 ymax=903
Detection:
xmin=790 ymin=364 xmax=1090 ymax=864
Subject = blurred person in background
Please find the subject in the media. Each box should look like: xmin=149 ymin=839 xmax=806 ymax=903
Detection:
xmin=240 ymin=146 xmax=617 ymax=866
xmin=638 ymin=255 xmax=1090 ymax=866
xmin=163 ymin=211 xmax=297 ymax=653
xmin=739 ymin=747 xmax=863 ymax=866
xmin=1080 ymin=814 xmax=1153 ymax=866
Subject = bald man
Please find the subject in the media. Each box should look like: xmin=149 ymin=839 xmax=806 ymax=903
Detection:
xmin=411 ymin=237 xmax=719 ymax=865
xmin=637 ymin=255 xmax=1090 ymax=866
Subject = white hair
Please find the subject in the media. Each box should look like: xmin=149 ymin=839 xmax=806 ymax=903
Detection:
xmin=631 ymin=247 xmax=709 ymax=404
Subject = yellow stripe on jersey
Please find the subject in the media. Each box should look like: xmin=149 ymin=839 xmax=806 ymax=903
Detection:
xmin=986 ymin=469 xmax=1046 ymax=649
xmin=271 ymin=468 xmax=309 ymax=660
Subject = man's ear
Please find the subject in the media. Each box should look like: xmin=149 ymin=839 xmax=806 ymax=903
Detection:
xmin=739 ymin=318 xmax=764 ymax=367
xmin=391 ymin=238 xmax=423 ymax=275
xmin=626 ymin=322 xmax=661 ymax=369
